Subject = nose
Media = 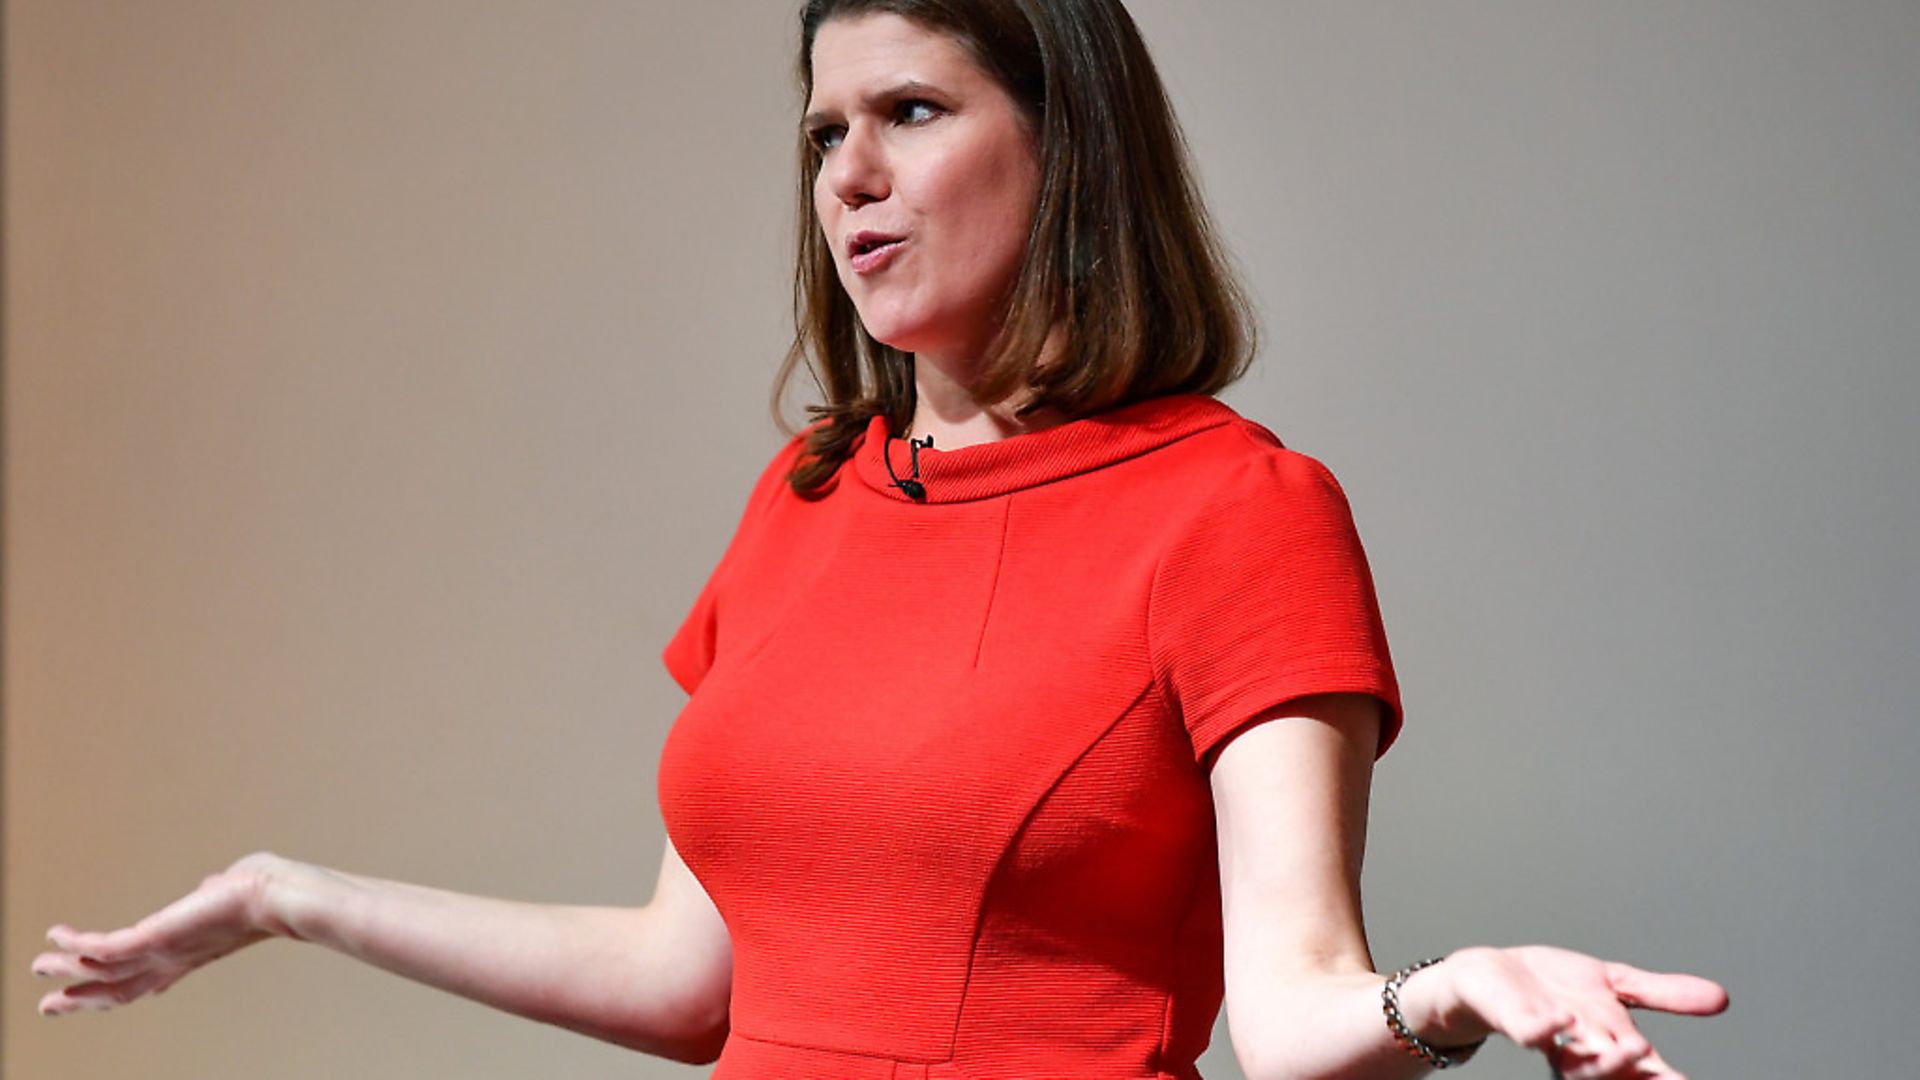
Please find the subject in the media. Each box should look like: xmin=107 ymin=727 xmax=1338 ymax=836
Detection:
xmin=821 ymin=122 xmax=889 ymax=209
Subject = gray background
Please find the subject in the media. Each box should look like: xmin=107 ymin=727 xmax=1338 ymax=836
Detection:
xmin=5 ymin=1 xmax=1914 ymax=1077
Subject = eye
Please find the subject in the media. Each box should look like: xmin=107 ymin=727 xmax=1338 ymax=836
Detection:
xmin=806 ymin=123 xmax=846 ymax=154
xmin=895 ymin=99 xmax=943 ymax=126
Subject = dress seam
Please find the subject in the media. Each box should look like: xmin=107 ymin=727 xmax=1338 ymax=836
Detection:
xmin=971 ymin=499 xmax=1013 ymax=669
xmin=729 ymin=1027 xmax=950 ymax=1066
xmin=943 ymin=676 xmax=1160 ymax=1060
xmin=1156 ymin=986 xmax=1178 ymax=1072
xmin=1143 ymin=458 xmax=1251 ymax=739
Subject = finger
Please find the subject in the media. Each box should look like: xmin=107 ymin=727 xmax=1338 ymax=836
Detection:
xmin=1546 ymin=1030 xmax=1597 ymax=1080
xmin=43 ymin=970 xmax=171 ymax=1014
xmin=29 ymin=951 xmax=149 ymax=983
xmin=51 ymin=907 xmax=199 ymax=964
xmin=1542 ymin=1017 xmax=1649 ymax=1080
xmin=1604 ymin=963 xmax=1729 ymax=1015
xmin=47 ymin=924 xmax=153 ymax=965
xmin=1574 ymin=1028 xmax=1652 ymax=1079
xmin=1548 ymin=1028 xmax=1615 ymax=1080
xmin=37 ymin=987 xmax=75 ymax=1018
xmin=39 ymin=982 xmax=108 ymax=1018
xmin=1631 ymin=1046 xmax=1685 ymax=1079
xmin=1577 ymin=1005 xmax=1653 ymax=1076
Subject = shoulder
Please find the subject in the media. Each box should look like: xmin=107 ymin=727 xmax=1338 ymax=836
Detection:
xmin=690 ymin=424 xmax=819 ymax=569
xmin=739 ymin=424 xmax=819 ymax=510
xmin=1145 ymin=407 xmax=1381 ymax=612
xmin=1162 ymin=407 xmax=1359 ymax=527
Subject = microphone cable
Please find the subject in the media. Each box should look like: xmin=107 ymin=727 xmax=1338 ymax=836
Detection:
xmin=884 ymin=432 xmax=933 ymax=501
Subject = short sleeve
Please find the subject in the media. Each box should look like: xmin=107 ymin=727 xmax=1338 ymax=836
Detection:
xmin=661 ymin=431 xmax=809 ymax=695
xmin=1148 ymin=436 xmax=1403 ymax=764
xmin=662 ymin=569 xmax=722 ymax=695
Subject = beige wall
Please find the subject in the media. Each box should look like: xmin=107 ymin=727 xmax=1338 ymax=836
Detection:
xmin=7 ymin=2 xmax=1917 ymax=1078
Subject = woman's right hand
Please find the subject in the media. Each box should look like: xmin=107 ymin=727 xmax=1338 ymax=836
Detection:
xmin=31 ymin=851 xmax=291 ymax=1017
xmin=29 ymin=844 xmax=729 ymax=1058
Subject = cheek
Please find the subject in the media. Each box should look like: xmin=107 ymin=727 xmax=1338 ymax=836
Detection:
xmin=925 ymin=142 xmax=1039 ymax=260
xmin=812 ymin=181 xmax=835 ymax=243
xmin=988 ymin=160 xmax=1041 ymax=238
xmin=813 ymin=185 xmax=850 ymax=275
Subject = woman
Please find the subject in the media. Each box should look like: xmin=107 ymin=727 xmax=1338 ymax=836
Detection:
xmin=32 ymin=2 xmax=1727 ymax=1078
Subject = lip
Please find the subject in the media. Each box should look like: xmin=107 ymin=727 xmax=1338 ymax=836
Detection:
xmin=847 ymin=231 xmax=909 ymax=274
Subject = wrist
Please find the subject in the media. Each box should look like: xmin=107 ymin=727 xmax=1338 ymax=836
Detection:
xmin=235 ymin=851 xmax=341 ymax=945
xmin=1395 ymin=956 xmax=1493 ymax=1052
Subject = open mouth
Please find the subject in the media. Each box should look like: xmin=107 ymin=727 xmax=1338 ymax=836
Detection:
xmin=848 ymin=233 xmax=908 ymax=272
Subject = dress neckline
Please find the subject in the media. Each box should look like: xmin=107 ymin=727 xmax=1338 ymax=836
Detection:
xmin=850 ymin=392 xmax=1239 ymax=504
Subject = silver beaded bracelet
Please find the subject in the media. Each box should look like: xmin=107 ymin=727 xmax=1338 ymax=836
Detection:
xmin=1382 ymin=957 xmax=1487 ymax=1069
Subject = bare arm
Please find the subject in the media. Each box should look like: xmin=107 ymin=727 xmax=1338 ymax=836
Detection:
xmin=33 ymin=842 xmax=732 ymax=1063
xmin=1210 ymin=693 xmax=1727 ymax=1080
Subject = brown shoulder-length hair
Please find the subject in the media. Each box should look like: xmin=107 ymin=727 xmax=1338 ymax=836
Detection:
xmin=775 ymin=0 xmax=1258 ymax=497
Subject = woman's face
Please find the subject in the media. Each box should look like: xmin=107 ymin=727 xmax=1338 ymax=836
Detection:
xmin=805 ymin=14 xmax=1042 ymax=362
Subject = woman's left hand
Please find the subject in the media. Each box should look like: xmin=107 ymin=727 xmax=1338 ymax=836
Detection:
xmin=1411 ymin=944 xmax=1729 ymax=1079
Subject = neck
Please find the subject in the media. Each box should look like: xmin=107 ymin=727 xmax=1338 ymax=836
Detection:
xmin=906 ymin=330 xmax=1067 ymax=451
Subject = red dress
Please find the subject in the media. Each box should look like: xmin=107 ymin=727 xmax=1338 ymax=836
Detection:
xmin=658 ymin=393 xmax=1402 ymax=1079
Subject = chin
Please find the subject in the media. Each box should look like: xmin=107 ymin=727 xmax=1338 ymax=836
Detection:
xmin=854 ymin=310 xmax=938 ymax=354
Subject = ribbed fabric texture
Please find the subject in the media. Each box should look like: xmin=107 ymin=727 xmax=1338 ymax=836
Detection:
xmin=657 ymin=393 xmax=1401 ymax=1079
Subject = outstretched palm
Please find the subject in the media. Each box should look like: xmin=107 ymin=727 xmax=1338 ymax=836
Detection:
xmin=1440 ymin=944 xmax=1728 ymax=1079
xmin=32 ymin=853 xmax=282 ymax=1017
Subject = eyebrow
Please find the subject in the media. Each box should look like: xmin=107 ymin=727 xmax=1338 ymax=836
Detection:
xmin=802 ymin=79 xmax=948 ymax=130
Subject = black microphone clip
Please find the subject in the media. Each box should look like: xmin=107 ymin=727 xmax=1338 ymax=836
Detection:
xmin=886 ymin=432 xmax=933 ymax=501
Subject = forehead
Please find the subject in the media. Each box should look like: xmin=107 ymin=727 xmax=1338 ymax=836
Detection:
xmin=808 ymin=13 xmax=990 ymax=105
